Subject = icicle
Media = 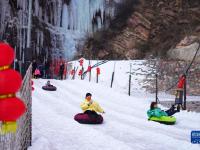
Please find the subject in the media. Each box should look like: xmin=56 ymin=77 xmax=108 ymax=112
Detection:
xmin=57 ymin=0 xmax=62 ymax=27
xmin=62 ymin=4 xmax=69 ymax=29
xmin=34 ymin=0 xmax=39 ymax=16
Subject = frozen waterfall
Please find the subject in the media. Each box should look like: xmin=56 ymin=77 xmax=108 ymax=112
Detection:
xmin=61 ymin=0 xmax=108 ymax=59
xmin=0 ymin=0 xmax=121 ymax=61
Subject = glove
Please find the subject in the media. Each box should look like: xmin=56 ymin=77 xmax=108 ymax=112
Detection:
xmin=88 ymin=101 xmax=93 ymax=106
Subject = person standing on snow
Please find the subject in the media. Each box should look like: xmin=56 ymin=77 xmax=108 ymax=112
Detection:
xmin=175 ymin=74 xmax=186 ymax=109
xmin=45 ymin=60 xmax=50 ymax=78
xmin=34 ymin=68 xmax=41 ymax=79
xmin=81 ymin=93 xmax=105 ymax=118
xmin=58 ymin=63 xmax=64 ymax=80
xmin=32 ymin=59 xmax=37 ymax=76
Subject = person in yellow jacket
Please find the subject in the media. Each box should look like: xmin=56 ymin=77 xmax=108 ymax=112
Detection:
xmin=81 ymin=93 xmax=105 ymax=118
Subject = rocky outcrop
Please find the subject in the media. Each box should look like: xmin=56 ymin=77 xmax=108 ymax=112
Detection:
xmin=143 ymin=59 xmax=200 ymax=96
xmin=168 ymin=42 xmax=200 ymax=62
xmin=82 ymin=0 xmax=200 ymax=60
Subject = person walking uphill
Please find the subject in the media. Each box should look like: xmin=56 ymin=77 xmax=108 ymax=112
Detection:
xmin=74 ymin=93 xmax=105 ymax=124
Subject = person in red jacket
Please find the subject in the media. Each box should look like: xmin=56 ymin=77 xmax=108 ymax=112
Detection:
xmin=175 ymin=74 xmax=186 ymax=110
xmin=177 ymin=74 xmax=186 ymax=89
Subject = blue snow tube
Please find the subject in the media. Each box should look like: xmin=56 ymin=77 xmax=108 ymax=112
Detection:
xmin=42 ymin=85 xmax=57 ymax=91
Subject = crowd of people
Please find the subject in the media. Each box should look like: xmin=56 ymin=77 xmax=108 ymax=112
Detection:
xmin=32 ymin=58 xmax=67 ymax=80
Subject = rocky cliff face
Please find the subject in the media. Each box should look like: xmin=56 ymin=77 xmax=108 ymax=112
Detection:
xmin=82 ymin=0 xmax=200 ymax=60
xmin=143 ymin=59 xmax=200 ymax=96
xmin=1 ymin=0 xmax=199 ymax=61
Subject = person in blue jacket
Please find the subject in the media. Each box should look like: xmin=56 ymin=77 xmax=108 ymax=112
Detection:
xmin=147 ymin=102 xmax=179 ymax=118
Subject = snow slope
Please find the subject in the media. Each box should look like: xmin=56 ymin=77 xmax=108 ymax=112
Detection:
xmin=30 ymin=60 xmax=200 ymax=150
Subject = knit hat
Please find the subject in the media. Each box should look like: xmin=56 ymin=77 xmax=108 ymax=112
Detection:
xmin=86 ymin=93 xmax=92 ymax=97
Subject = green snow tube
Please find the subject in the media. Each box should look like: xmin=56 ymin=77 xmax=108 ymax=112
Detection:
xmin=148 ymin=116 xmax=176 ymax=125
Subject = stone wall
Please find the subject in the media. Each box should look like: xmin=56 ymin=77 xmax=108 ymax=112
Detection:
xmin=143 ymin=59 xmax=200 ymax=96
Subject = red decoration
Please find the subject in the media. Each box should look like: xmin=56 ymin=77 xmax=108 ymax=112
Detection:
xmin=177 ymin=75 xmax=186 ymax=89
xmin=78 ymin=70 xmax=83 ymax=76
xmin=0 ymin=43 xmax=15 ymax=66
xmin=87 ymin=66 xmax=92 ymax=72
xmin=31 ymin=80 xmax=34 ymax=91
xmin=0 ymin=97 xmax=26 ymax=121
xmin=0 ymin=42 xmax=26 ymax=129
xmin=70 ymin=70 xmax=75 ymax=75
xmin=0 ymin=69 xmax=22 ymax=94
xmin=79 ymin=59 xmax=84 ymax=66
xmin=96 ymin=67 xmax=100 ymax=75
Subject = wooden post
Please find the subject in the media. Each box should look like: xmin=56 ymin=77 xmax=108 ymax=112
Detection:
xmin=96 ymin=68 xmax=99 ymax=83
xmin=111 ymin=72 xmax=114 ymax=88
xmin=89 ymin=60 xmax=91 ymax=82
xmin=81 ymin=66 xmax=84 ymax=80
xmin=96 ymin=60 xmax=99 ymax=83
xmin=128 ymin=63 xmax=132 ymax=96
xmin=183 ymin=77 xmax=187 ymax=110
xmin=128 ymin=74 xmax=131 ymax=96
xmin=110 ymin=62 xmax=116 ymax=88
xmin=72 ymin=67 xmax=76 ymax=80
xmin=96 ymin=72 xmax=99 ymax=83
xmin=155 ymin=74 xmax=158 ymax=103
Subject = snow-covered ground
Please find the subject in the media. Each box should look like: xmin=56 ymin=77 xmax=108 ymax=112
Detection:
xmin=29 ymin=60 xmax=200 ymax=150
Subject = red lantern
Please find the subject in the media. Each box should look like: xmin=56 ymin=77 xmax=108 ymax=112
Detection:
xmin=32 ymin=87 xmax=35 ymax=91
xmin=78 ymin=70 xmax=83 ymax=76
xmin=0 ymin=97 xmax=26 ymax=121
xmin=0 ymin=43 xmax=26 ymax=133
xmin=0 ymin=69 xmax=22 ymax=94
xmin=0 ymin=43 xmax=15 ymax=66
xmin=87 ymin=66 xmax=92 ymax=72
xmin=70 ymin=70 xmax=75 ymax=75
xmin=96 ymin=67 xmax=100 ymax=75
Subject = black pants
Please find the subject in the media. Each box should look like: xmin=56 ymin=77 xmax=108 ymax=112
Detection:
xmin=165 ymin=106 xmax=179 ymax=116
xmin=84 ymin=110 xmax=98 ymax=119
xmin=59 ymin=71 xmax=64 ymax=80
xmin=175 ymin=90 xmax=183 ymax=105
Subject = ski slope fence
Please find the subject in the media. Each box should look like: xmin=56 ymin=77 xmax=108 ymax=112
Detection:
xmin=0 ymin=64 xmax=32 ymax=150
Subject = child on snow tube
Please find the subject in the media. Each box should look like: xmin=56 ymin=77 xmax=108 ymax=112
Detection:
xmin=74 ymin=93 xmax=105 ymax=124
xmin=42 ymin=81 xmax=57 ymax=91
xmin=147 ymin=102 xmax=179 ymax=124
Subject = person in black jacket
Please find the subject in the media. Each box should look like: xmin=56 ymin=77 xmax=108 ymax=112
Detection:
xmin=32 ymin=60 xmax=37 ymax=76
xmin=59 ymin=63 xmax=64 ymax=80
xmin=45 ymin=60 xmax=51 ymax=79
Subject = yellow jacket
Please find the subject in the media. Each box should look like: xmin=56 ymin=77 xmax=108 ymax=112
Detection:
xmin=80 ymin=99 xmax=104 ymax=113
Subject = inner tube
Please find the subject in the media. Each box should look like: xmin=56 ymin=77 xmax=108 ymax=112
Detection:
xmin=42 ymin=85 xmax=57 ymax=91
xmin=148 ymin=116 xmax=176 ymax=125
xmin=74 ymin=113 xmax=103 ymax=124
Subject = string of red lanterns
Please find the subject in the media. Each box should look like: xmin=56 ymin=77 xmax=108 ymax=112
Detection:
xmin=0 ymin=43 xmax=26 ymax=134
